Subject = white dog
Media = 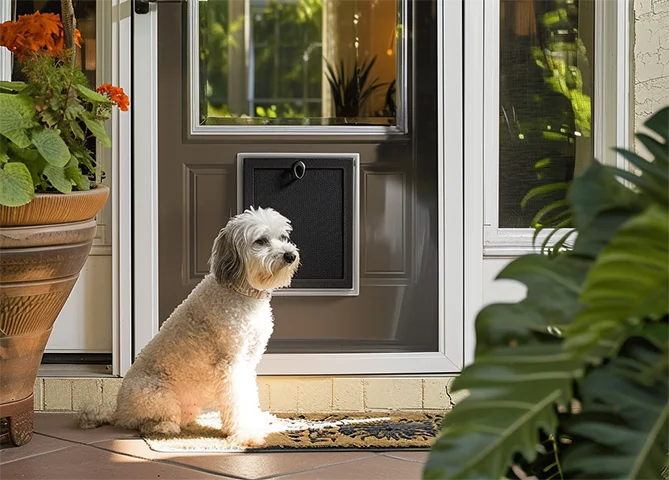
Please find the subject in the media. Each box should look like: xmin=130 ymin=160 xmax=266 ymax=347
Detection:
xmin=80 ymin=207 xmax=299 ymax=446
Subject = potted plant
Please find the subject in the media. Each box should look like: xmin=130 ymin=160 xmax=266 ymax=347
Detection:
xmin=0 ymin=7 xmax=128 ymax=446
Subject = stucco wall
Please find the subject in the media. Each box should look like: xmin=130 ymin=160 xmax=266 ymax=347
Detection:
xmin=634 ymin=0 xmax=669 ymax=131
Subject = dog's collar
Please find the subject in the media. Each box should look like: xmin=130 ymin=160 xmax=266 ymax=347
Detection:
xmin=226 ymin=283 xmax=271 ymax=301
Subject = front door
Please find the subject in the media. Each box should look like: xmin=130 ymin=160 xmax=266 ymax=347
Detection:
xmin=133 ymin=0 xmax=460 ymax=374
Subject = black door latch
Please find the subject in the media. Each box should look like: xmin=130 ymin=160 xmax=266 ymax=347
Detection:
xmin=135 ymin=0 xmax=187 ymax=15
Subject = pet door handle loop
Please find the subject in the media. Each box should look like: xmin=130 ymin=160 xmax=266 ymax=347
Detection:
xmin=293 ymin=161 xmax=306 ymax=180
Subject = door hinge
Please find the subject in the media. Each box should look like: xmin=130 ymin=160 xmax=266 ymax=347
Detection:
xmin=135 ymin=0 xmax=187 ymax=15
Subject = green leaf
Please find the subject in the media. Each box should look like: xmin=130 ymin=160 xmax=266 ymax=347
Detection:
xmin=643 ymin=106 xmax=668 ymax=140
xmin=31 ymin=129 xmax=71 ymax=167
xmin=563 ymin=330 xmax=669 ymax=480
xmin=0 ymin=81 xmax=28 ymax=92
xmin=568 ymin=161 xmax=643 ymax=231
xmin=75 ymin=84 xmax=112 ymax=104
xmin=64 ymin=156 xmax=90 ymax=191
xmin=424 ymin=344 xmax=581 ymax=480
xmin=83 ymin=117 xmax=111 ymax=147
xmin=69 ymin=120 xmax=86 ymax=140
xmin=636 ymin=133 xmax=668 ymax=172
xmin=474 ymin=254 xmax=590 ymax=355
xmin=43 ymin=164 xmax=72 ymax=194
xmin=0 ymin=162 xmax=35 ymax=207
xmin=0 ymin=93 xmax=36 ymax=148
xmin=566 ymin=204 xmax=669 ymax=357
xmin=0 ymin=136 xmax=8 ymax=164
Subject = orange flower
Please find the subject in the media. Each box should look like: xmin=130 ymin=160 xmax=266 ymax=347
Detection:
xmin=96 ymin=84 xmax=130 ymax=111
xmin=0 ymin=12 xmax=80 ymax=60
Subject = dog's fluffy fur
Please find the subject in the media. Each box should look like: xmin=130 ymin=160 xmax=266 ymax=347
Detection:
xmin=79 ymin=207 xmax=299 ymax=446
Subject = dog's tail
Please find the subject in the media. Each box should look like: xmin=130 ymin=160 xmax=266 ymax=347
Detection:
xmin=78 ymin=403 xmax=116 ymax=429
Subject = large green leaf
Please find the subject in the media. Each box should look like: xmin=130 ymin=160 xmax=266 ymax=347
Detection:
xmin=0 ymin=162 xmax=35 ymax=207
xmin=424 ymin=345 xmax=582 ymax=480
xmin=475 ymin=254 xmax=591 ymax=354
xmin=565 ymin=204 xmax=669 ymax=356
xmin=568 ymin=160 xmax=644 ymax=232
xmin=563 ymin=327 xmax=669 ymax=479
xmin=31 ymin=129 xmax=71 ymax=167
xmin=43 ymin=164 xmax=73 ymax=194
xmin=75 ymin=84 xmax=112 ymax=104
xmin=83 ymin=117 xmax=111 ymax=147
xmin=0 ymin=93 xmax=36 ymax=148
xmin=0 ymin=81 xmax=27 ymax=92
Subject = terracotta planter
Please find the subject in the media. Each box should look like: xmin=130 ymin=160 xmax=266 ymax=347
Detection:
xmin=0 ymin=185 xmax=109 ymax=446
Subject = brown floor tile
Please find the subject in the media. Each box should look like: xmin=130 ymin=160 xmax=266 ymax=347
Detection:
xmin=0 ymin=444 xmax=227 ymax=480
xmin=379 ymin=451 xmax=429 ymax=463
xmin=0 ymin=433 xmax=76 ymax=465
xmin=34 ymin=412 xmax=137 ymax=444
xmin=96 ymin=438 xmax=376 ymax=480
xmin=274 ymin=455 xmax=425 ymax=480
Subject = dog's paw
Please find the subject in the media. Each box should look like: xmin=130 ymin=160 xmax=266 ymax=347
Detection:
xmin=231 ymin=431 xmax=268 ymax=447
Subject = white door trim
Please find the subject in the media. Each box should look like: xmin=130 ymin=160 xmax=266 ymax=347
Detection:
xmin=0 ymin=0 xmax=11 ymax=80
xmin=112 ymin=0 xmax=134 ymax=376
xmin=129 ymin=0 xmax=464 ymax=375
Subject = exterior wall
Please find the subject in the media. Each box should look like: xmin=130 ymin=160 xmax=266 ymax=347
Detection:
xmin=33 ymin=377 xmax=468 ymax=413
xmin=634 ymin=0 xmax=669 ymax=135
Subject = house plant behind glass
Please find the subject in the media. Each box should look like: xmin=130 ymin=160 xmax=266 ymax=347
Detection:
xmin=0 ymin=7 xmax=128 ymax=446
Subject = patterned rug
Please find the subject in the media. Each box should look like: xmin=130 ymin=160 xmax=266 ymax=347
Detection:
xmin=142 ymin=411 xmax=444 ymax=452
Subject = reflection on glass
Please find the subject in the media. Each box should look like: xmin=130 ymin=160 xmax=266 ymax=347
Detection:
xmin=198 ymin=0 xmax=402 ymax=126
xmin=498 ymin=0 xmax=594 ymax=228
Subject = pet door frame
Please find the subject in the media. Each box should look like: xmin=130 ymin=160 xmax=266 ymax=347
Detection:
xmin=236 ymin=152 xmax=360 ymax=297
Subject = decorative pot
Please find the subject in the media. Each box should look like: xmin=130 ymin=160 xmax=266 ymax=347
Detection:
xmin=0 ymin=185 xmax=109 ymax=446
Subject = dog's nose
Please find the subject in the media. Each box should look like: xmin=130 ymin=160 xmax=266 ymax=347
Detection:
xmin=283 ymin=252 xmax=296 ymax=264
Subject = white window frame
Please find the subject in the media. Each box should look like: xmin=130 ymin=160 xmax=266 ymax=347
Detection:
xmin=129 ymin=0 xmax=464 ymax=376
xmin=481 ymin=0 xmax=633 ymax=257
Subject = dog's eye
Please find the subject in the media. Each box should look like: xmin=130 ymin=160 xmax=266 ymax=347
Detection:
xmin=280 ymin=235 xmax=289 ymax=242
xmin=254 ymin=237 xmax=269 ymax=246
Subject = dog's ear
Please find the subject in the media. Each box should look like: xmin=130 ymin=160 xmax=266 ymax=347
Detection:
xmin=209 ymin=226 xmax=245 ymax=285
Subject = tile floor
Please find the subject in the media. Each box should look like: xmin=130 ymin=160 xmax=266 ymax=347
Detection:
xmin=0 ymin=413 xmax=428 ymax=480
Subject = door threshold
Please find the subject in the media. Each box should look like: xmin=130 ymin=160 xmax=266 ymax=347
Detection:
xmin=38 ymin=364 xmax=115 ymax=378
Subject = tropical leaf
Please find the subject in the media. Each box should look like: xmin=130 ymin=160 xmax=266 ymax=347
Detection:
xmin=568 ymin=160 xmax=644 ymax=231
xmin=424 ymin=344 xmax=581 ymax=480
xmin=562 ymin=326 xmax=669 ymax=480
xmin=477 ymin=254 xmax=591 ymax=350
xmin=565 ymin=204 xmax=669 ymax=356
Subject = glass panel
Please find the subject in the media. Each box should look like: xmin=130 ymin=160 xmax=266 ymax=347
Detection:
xmin=197 ymin=0 xmax=403 ymax=126
xmin=498 ymin=0 xmax=594 ymax=228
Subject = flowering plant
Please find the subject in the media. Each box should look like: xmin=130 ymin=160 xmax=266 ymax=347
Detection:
xmin=0 ymin=11 xmax=128 ymax=207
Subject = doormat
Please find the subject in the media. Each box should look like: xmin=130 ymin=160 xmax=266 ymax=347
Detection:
xmin=142 ymin=411 xmax=444 ymax=453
